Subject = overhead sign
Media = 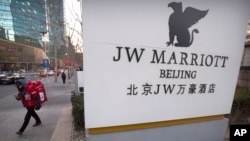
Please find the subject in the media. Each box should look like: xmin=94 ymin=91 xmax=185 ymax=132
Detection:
xmin=83 ymin=0 xmax=250 ymax=128
xmin=42 ymin=59 xmax=49 ymax=68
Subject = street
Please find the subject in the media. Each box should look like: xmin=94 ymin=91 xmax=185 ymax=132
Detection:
xmin=0 ymin=75 xmax=74 ymax=141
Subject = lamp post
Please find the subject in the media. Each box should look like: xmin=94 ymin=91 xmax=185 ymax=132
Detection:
xmin=40 ymin=31 xmax=48 ymax=54
xmin=65 ymin=53 xmax=70 ymax=80
xmin=65 ymin=36 xmax=71 ymax=81
xmin=41 ymin=31 xmax=49 ymax=78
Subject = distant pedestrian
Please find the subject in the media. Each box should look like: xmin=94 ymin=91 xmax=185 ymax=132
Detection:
xmin=61 ymin=71 xmax=66 ymax=84
xmin=15 ymin=79 xmax=42 ymax=135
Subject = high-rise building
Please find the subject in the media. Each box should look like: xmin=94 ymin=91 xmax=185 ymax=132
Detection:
xmin=1 ymin=0 xmax=46 ymax=46
xmin=0 ymin=0 xmax=48 ymax=72
xmin=40 ymin=0 xmax=68 ymax=71
xmin=0 ymin=0 xmax=69 ymax=72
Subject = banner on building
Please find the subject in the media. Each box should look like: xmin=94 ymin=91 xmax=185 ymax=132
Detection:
xmin=64 ymin=57 xmax=72 ymax=67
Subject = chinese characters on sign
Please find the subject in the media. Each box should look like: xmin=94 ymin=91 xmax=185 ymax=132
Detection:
xmin=127 ymin=83 xmax=216 ymax=96
xmin=112 ymin=46 xmax=227 ymax=97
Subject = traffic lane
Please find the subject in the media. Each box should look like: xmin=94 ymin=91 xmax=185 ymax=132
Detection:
xmin=0 ymin=84 xmax=17 ymax=99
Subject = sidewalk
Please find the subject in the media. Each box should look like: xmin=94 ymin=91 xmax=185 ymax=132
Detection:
xmin=41 ymin=76 xmax=75 ymax=141
xmin=40 ymin=76 xmax=74 ymax=141
xmin=0 ymin=73 xmax=77 ymax=141
xmin=50 ymin=107 xmax=73 ymax=141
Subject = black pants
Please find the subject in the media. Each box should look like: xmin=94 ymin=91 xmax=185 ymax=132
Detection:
xmin=19 ymin=106 xmax=41 ymax=132
xmin=62 ymin=78 xmax=66 ymax=84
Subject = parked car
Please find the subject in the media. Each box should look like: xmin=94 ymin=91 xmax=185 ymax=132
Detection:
xmin=0 ymin=73 xmax=11 ymax=84
xmin=0 ymin=73 xmax=25 ymax=85
xmin=0 ymin=73 xmax=6 ymax=79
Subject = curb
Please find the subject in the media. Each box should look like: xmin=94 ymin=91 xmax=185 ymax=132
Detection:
xmin=50 ymin=107 xmax=73 ymax=141
xmin=225 ymin=124 xmax=229 ymax=141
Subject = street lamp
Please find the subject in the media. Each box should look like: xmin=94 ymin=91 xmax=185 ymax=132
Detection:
xmin=65 ymin=52 xmax=70 ymax=80
xmin=64 ymin=36 xmax=71 ymax=81
xmin=41 ymin=31 xmax=49 ymax=77
xmin=40 ymin=31 xmax=48 ymax=54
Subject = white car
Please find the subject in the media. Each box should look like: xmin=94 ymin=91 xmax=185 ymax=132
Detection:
xmin=48 ymin=70 xmax=54 ymax=76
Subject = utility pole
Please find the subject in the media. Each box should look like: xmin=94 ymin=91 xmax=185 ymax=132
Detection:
xmin=54 ymin=37 xmax=58 ymax=83
xmin=41 ymin=31 xmax=48 ymax=76
xmin=65 ymin=36 xmax=71 ymax=80
xmin=41 ymin=31 xmax=47 ymax=52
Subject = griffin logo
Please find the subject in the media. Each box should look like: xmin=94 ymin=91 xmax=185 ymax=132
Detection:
xmin=166 ymin=2 xmax=209 ymax=47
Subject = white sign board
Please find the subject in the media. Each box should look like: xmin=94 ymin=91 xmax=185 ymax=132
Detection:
xmin=83 ymin=0 xmax=250 ymax=128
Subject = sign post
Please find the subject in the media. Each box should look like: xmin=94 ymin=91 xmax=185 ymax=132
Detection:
xmin=83 ymin=0 xmax=250 ymax=141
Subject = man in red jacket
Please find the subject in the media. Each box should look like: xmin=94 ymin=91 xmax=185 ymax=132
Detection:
xmin=15 ymin=79 xmax=42 ymax=135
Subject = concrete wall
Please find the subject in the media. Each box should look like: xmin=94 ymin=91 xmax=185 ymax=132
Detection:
xmin=237 ymin=70 xmax=250 ymax=88
xmin=238 ymin=46 xmax=250 ymax=88
xmin=75 ymin=71 xmax=84 ymax=93
xmin=241 ymin=47 xmax=250 ymax=66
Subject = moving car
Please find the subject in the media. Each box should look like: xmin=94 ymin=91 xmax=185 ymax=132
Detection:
xmin=0 ymin=73 xmax=25 ymax=85
xmin=38 ymin=69 xmax=48 ymax=77
xmin=48 ymin=70 xmax=55 ymax=76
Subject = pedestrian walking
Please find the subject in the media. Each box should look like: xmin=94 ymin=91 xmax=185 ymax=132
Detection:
xmin=15 ymin=79 xmax=42 ymax=135
xmin=61 ymin=71 xmax=66 ymax=84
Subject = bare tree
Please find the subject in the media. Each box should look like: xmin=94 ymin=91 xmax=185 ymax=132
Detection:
xmin=63 ymin=0 xmax=83 ymax=71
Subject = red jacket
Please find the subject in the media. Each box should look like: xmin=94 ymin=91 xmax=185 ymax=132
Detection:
xmin=24 ymin=82 xmax=37 ymax=107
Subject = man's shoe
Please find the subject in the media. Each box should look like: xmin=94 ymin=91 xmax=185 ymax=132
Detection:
xmin=16 ymin=131 xmax=23 ymax=135
xmin=33 ymin=122 xmax=41 ymax=127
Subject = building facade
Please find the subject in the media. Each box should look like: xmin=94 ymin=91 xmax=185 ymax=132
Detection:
xmin=0 ymin=38 xmax=47 ymax=72
xmin=0 ymin=0 xmax=47 ymax=72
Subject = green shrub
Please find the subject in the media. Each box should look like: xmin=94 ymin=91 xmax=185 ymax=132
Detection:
xmin=233 ymin=87 xmax=250 ymax=106
xmin=230 ymin=87 xmax=250 ymax=123
xmin=71 ymin=93 xmax=84 ymax=131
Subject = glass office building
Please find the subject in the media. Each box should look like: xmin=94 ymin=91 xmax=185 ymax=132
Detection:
xmin=46 ymin=0 xmax=66 ymax=59
xmin=0 ymin=0 xmax=48 ymax=72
